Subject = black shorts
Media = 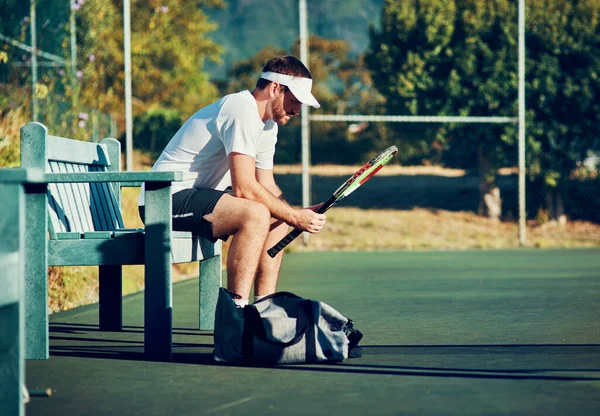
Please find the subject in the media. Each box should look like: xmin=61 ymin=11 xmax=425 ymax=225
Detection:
xmin=138 ymin=188 xmax=228 ymax=243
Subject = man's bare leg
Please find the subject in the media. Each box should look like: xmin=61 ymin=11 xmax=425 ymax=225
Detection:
xmin=253 ymin=219 xmax=290 ymax=297
xmin=204 ymin=194 xmax=271 ymax=299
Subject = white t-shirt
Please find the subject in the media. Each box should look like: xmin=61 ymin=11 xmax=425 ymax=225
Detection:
xmin=138 ymin=90 xmax=278 ymax=206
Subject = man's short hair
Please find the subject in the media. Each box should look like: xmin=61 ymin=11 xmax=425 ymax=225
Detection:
xmin=256 ymin=56 xmax=312 ymax=90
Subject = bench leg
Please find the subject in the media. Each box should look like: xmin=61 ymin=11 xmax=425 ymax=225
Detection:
xmin=144 ymin=182 xmax=173 ymax=361
xmin=144 ymin=223 xmax=172 ymax=361
xmin=99 ymin=265 xmax=122 ymax=331
xmin=0 ymin=181 xmax=26 ymax=415
xmin=199 ymin=255 xmax=221 ymax=331
xmin=24 ymin=184 xmax=48 ymax=360
xmin=0 ymin=303 xmax=23 ymax=416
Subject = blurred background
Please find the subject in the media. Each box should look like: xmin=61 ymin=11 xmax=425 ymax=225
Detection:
xmin=1 ymin=0 xmax=599 ymax=309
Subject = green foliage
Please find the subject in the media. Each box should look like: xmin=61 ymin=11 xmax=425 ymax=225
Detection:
xmin=132 ymin=106 xmax=182 ymax=156
xmin=367 ymin=0 xmax=517 ymax=168
xmin=1 ymin=0 xmax=224 ymax=143
xmin=0 ymin=0 xmax=70 ymax=84
xmin=76 ymin=0 xmax=224 ymax=117
xmin=525 ymin=0 xmax=600 ymax=186
xmin=366 ymin=0 xmax=600 ymax=218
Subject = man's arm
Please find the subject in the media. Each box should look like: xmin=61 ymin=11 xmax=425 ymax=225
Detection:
xmin=254 ymin=165 xmax=286 ymax=202
xmin=229 ymin=152 xmax=325 ymax=233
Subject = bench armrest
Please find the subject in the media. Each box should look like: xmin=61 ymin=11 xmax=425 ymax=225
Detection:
xmin=0 ymin=168 xmax=45 ymax=184
xmin=44 ymin=171 xmax=183 ymax=183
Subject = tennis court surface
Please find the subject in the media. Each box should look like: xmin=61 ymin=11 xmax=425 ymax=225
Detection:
xmin=26 ymin=249 xmax=600 ymax=415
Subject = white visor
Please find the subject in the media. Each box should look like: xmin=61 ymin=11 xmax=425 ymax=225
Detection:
xmin=260 ymin=71 xmax=320 ymax=108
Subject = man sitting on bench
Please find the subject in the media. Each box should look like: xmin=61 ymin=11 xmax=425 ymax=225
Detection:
xmin=138 ymin=55 xmax=326 ymax=307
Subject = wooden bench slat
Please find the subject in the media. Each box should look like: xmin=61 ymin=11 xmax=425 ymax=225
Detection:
xmin=91 ymin=165 xmax=124 ymax=230
xmin=59 ymin=161 xmax=87 ymax=232
xmin=47 ymin=135 xmax=110 ymax=165
xmin=95 ymin=144 xmax=126 ymax=229
xmin=54 ymin=162 xmax=80 ymax=232
xmin=89 ymin=165 xmax=113 ymax=231
xmin=83 ymin=164 xmax=105 ymax=232
xmin=70 ymin=163 xmax=95 ymax=231
xmin=47 ymin=162 xmax=69 ymax=233
xmin=113 ymin=229 xmax=144 ymax=238
xmin=107 ymin=180 xmax=125 ymax=228
xmin=55 ymin=232 xmax=83 ymax=240
xmin=90 ymin=181 xmax=108 ymax=230
xmin=43 ymin=171 xmax=184 ymax=183
xmin=48 ymin=238 xmax=144 ymax=266
xmin=83 ymin=231 xmax=113 ymax=239
xmin=47 ymin=182 xmax=66 ymax=233
xmin=55 ymin=162 xmax=77 ymax=231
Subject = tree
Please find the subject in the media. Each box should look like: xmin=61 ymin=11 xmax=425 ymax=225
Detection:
xmin=366 ymin=0 xmax=518 ymax=219
xmin=367 ymin=0 xmax=600 ymax=221
xmin=0 ymin=0 xmax=225 ymax=142
xmin=76 ymin=0 xmax=224 ymax=117
xmin=525 ymin=0 xmax=600 ymax=220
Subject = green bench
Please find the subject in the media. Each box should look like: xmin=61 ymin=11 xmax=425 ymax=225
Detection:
xmin=20 ymin=122 xmax=222 ymax=361
xmin=0 ymin=168 xmax=44 ymax=416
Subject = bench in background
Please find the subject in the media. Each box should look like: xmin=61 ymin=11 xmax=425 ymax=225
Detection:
xmin=20 ymin=122 xmax=222 ymax=361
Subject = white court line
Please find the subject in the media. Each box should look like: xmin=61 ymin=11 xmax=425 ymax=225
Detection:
xmin=203 ymin=395 xmax=263 ymax=414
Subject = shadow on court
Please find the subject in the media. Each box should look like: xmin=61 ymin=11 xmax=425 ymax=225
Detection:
xmin=26 ymin=249 xmax=600 ymax=416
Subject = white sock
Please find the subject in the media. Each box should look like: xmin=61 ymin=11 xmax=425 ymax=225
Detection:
xmin=254 ymin=295 xmax=267 ymax=302
xmin=233 ymin=299 xmax=248 ymax=308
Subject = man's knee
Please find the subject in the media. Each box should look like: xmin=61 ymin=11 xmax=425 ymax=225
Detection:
xmin=241 ymin=201 xmax=271 ymax=231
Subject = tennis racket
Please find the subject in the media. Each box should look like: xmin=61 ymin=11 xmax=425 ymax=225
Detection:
xmin=267 ymin=145 xmax=398 ymax=258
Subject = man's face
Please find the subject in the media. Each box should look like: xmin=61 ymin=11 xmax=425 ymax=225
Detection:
xmin=272 ymin=88 xmax=302 ymax=125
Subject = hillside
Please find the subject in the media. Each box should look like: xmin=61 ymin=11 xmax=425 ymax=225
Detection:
xmin=204 ymin=0 xmax=384 ymax=77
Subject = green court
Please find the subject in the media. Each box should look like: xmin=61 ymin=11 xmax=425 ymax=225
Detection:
xmin=26 ymin=249 xmax=600 ymax=415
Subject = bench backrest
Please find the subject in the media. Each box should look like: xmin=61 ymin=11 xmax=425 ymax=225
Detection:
xmin=20 ymin=122 xmax=124 ymax=234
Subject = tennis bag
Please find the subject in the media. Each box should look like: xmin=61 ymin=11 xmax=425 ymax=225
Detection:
xmin=213 ymin=288 xmax=363 ymax=365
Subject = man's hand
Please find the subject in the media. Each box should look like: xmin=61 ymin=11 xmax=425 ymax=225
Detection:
xmin=293 ymin=205 xmax=326 ymax=234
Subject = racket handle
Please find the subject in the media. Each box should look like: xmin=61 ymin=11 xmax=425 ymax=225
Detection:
xmin=267 ymin=228 xmax=303 ymax=258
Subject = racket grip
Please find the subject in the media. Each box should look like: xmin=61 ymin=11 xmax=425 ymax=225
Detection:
xmin=267 ymin=228 xmax=303 ymax=258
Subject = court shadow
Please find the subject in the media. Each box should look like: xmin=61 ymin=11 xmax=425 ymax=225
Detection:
xmin=48 ymin=321 xmax=215 ymax=364
xmin=49 ymin=322 xmax=206 ymax=336
xmin=48 ymin=320 xmax=600 ymax=381
xmin=275 ymin=362 xmax=600 ymax=381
